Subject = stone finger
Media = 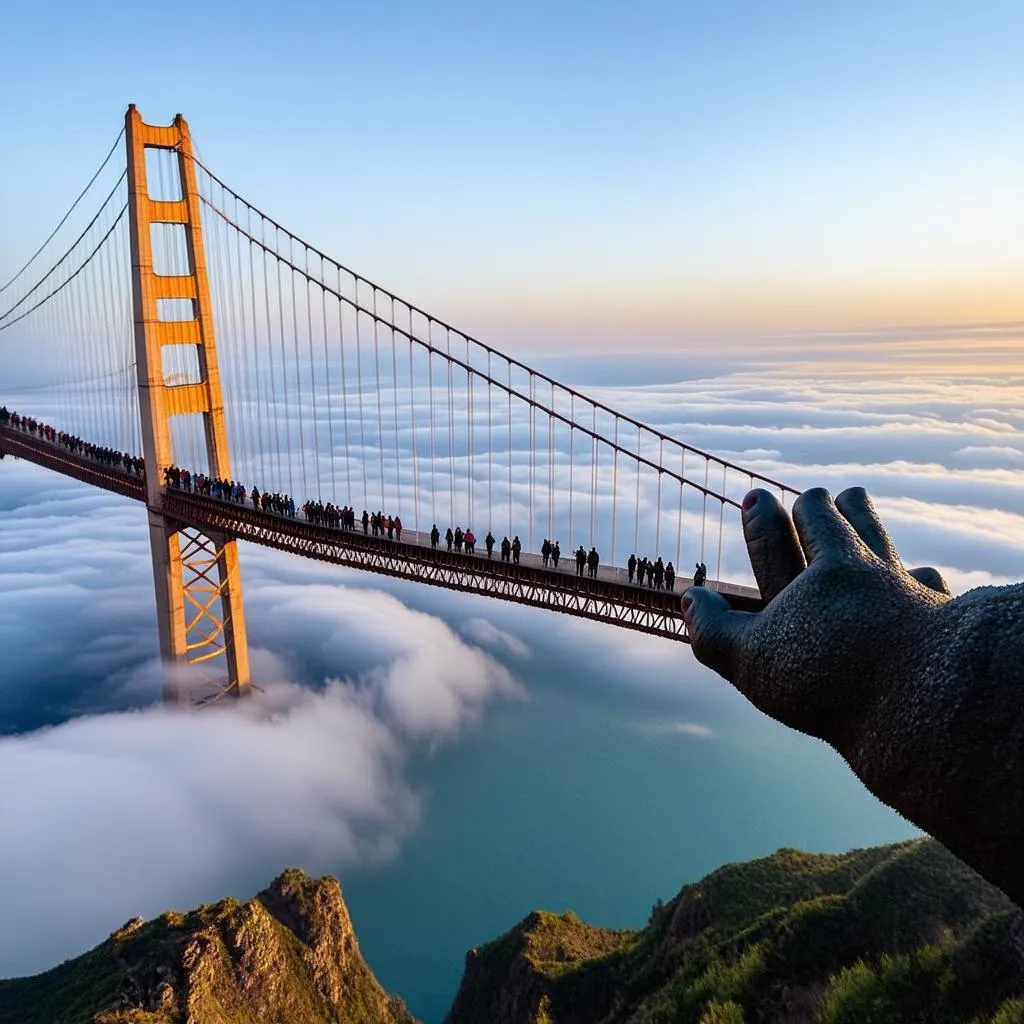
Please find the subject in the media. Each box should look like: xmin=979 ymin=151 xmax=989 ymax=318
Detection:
xmin=792 ymin=488 xmax=861 ymax=564
xmin=742 ymin=488 xmax=806 ymax=603
xmin=836 ymin=487 xmax=900 ymax=565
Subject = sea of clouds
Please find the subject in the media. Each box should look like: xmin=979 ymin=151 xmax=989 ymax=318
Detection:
xmin=0 ymin=326 xmax=1022 ymax=976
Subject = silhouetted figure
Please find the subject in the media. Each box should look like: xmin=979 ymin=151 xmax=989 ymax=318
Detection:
xmin=653 ymin=557 xmax=665 ymax=589
xmin=394 ymin=516 xmax=402 ymax=541
xmin=431 ymin=524 xmax=440 ymax=548
xmin=485 ymin=531 xmax=495 ymax=558
xmin=362 ymin=510 xmax=370 ymax=534
xmin=693 ymin=562 xmax=707 ymax=587
xmin=464 ymin=528 xmax=476 ymax=554
xmin=501 ymin=536 xmax=511 ymax=562
xmin=512 ymin=536 xmax=521 ymax=564
xmin=575 ymin=545 xmax=587 ymax=577
xmin=552 ymin=541 xmax=561 ymax=568
xmin=628 ymin=553 xmax=637 ymax=583
xmin=454 ymin=526 xmax=464 ymax=552
xmin=665 ymin=561 xmax=675 ymax=590
xmin=587 ymin=547 xmax=599 ymax=578
xmin=541 ymin=538 xmax=552 ymax=567
xmin=446 ymin=527 xmax=454 ymax=552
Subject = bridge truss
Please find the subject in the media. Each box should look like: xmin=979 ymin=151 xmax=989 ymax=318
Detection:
xmin=0 ymin=107 xmax=792 ymax=702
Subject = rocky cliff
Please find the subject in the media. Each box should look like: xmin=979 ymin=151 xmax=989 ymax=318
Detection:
xmin=5 ymin=839 xmax=1024 ymax=1023
xmin=0 ymin=868 xmax=416 ymax=1024
xmin=445 ymin=839 xmax=1024 ymax=1024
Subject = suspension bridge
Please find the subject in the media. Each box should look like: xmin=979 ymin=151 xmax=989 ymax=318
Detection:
xmin=0 ymin=106 xmax=796 ymax=704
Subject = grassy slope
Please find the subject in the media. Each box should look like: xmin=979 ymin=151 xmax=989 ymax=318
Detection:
xmin=445 ymin=839 xmax=1024 ymax=1024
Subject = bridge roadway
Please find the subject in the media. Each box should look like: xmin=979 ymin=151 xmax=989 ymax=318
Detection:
xmin=0 ymin=424 xmax=763 ymax=643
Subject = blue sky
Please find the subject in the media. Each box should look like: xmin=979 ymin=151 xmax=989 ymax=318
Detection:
xmin=2 ymin=0 xmax=1022 ymax=352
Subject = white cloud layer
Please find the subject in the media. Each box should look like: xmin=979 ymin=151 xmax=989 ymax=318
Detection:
xmin=1 ymin=333 xmax=1022 ymax=979
xmin=0 ymin=472 xmax=524 ymax=974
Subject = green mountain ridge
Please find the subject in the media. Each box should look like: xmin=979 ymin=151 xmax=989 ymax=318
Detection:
xmin=445 ymin=838 xmax=1024 ymax=1024
xmin=3 ymin=839 xmax=1023 ymax=1023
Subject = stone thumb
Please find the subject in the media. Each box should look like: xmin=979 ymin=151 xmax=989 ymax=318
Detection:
xmin=682 ymin=586 xmax=752 ymax=684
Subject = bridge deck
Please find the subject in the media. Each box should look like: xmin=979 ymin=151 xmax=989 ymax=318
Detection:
xmin=0 ymin=425 xmax=764 ymax=643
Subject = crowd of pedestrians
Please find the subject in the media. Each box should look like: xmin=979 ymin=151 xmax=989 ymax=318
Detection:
xmin=626 ymin=553 xmax=679 ymax=590
xmin=0 ymin=407 xmax=145 ymax=476
xmin=2 ymin=406 xmax=706 ymax=596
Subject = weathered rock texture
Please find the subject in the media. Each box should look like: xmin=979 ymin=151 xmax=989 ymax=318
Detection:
xmin=0 ymin=868 xmax=416 ymax=1024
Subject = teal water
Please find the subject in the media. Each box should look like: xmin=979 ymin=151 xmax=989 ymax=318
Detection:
xmin=341 ymin=642 xmax=916 ymax=1023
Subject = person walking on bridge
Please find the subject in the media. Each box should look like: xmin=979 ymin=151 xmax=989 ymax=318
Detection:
xmin=512 ymin=536 xmax=521 ymax=564
xmin=628 ymin=553 xmax=637 ymax=583
xmin=587 ymin=547 xmax=600 ymax=578
xmin=485 ymin=531 xmax=495 ymax=558
xmin=541 ymin=539 xmax=552 ymax=567
xmin=431 ymin=524 xmax=440 ymax=548
xmin=464 ymin=528 xmax=476 ymax=554
xmin=446 ymin=527 xmax=454 ymax=551
xmin=575 ymin=545 xmax=587 ymax=577
xmin=694 ymin=562 xmax=707 ymax=587
xmin=362 ymin=510 xmax=370 ymax=534
xmin=665 ymin=561 xmax=675 ymax=590
xmin=501 ymin=536 xmax=511 ymax=562
xmin=552 ymin=541 xmax=561 ymax=568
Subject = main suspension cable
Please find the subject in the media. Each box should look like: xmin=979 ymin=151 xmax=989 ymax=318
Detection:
xmin=0 ymin=127 xmax=125 ymax=296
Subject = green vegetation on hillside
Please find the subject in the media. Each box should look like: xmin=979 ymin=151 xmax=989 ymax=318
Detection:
xmin=444 ymin=839 xmax=1024 ymax=1024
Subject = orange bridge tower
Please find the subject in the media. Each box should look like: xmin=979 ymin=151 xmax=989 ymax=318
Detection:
xmin=125 ymin=105 xmax=250 ymax=701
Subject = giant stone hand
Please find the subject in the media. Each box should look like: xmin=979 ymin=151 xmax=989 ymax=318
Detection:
xmin=682 ymin=487 xmax=949 ymax=748
xmin=682 ymin=486 xmax=1024 ymax=906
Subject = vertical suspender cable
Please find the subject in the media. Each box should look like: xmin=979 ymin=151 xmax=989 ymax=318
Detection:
xmin=507 ymin=359 xmax=513 ymax=540
xmin=290 ymin=237 xmax=308 ymax=500
xmin=655 ymin=438 xmax=664 ymax=558
xmin=304 ymin=247 xmax=321 ymax=500
xmin=256 ymin=215 xmax=273 ymax=490
xmin=716 ymin=463 xmax=726 ymax=585
xmin=261 ymin=217 xmax=282 ymax=489
xmin=548 ymin=383 xmax=555 ymax=543
xmin=611 ymin=417 xmax=619 ymax=567
xmin=245 ymin=206 xmax=265 ymax=489
xmin=274 ymin=230 xmax=293 ymax=497
xmin=407 ymin=308 xmax=420 ymax=533
xmin=375 ymin=287 xmax=389 ymax=511
xmin=634 ymin=426 xmax=642 ymax=558
xmin=467 ymin=347 xmax=474 ymax=531
xmin=529 ymin=374 xmax=535 ymax=552
xmin=700 ymin=457 xmax=709 ymax=564
xmin=676 ymin=450 xmax=685 ymax=570
xmin=321 ymin=256 xmax=336 ymax=503
xmin=568 ymin=394 xmax=574 ymax=553
xmin=221 ymin=199 xmax=249 ymax=480
xmin=97 ymin=206 xmax=118 ymax=446
xmin=447 ymin=329 xmax=455 ymax=528
xmin=354 ymin=282 xmax=369 ymax=510
xmin=589 ymin=403 xmax=597 ymax=550
xmin=427 ymin=326 xmax=436 ymax=527
xmin=336 ymin=267 xmax=352 ymax=505
xmin=487 ymin=350 xmax=492 ymax=529
xmin=391 ymin=297 xmax=402 ymax=518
